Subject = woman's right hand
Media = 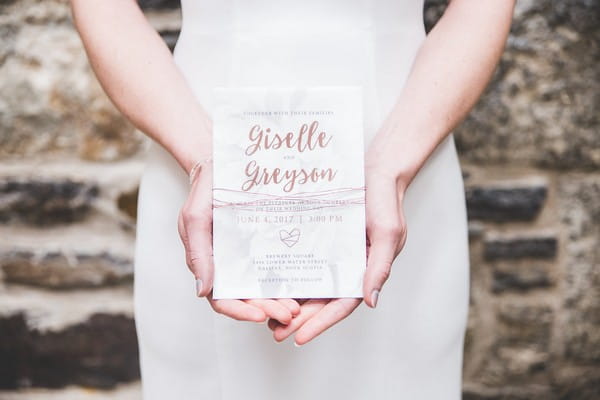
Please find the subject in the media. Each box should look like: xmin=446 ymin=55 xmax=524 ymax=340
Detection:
xmin=177 ymin=160 xmax=301 ymax=325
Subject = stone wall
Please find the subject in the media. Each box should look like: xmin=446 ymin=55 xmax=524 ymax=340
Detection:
xmin=0 ymin=0 xmax=598 ymax=398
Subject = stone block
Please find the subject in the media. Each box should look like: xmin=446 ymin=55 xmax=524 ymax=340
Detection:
xmin=564 ymin=308 xmax=600 ymax=364
xmin=553 ymin=371 xmax=600 ymax=400
xmin=476 ymin=343 xmax=551 ymax=387
xmin=466 ymin=184 xmax=547 ymax=222
xmin=0 ymin=382 xmax=141 ymax=400
xmin=0 ymin=248 xmax=133 ymax=289
xmin=484 ymin=235 xmax=558 ymax=261
xmin=0 ymin=177 xmax=98 ymax=226
xmin=497 ymin=303 xmax=554 ymax=349
xmin=557 ymin=175 xmax=600 ymax=307
xmin=0 ymin=312 xmax=139 ymax=390
xmin=492 ymin=264 xmax=553 ymax=293
xmin=0 ymin=286 xmax=136 ymax=390
xmin=463 ymin=384 xmax=553 ymax=400
xmin=469 ymin=303 xmax=554 ymax=388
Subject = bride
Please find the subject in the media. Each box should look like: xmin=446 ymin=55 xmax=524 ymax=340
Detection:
xmin=70 ymin=1 xmax=515 ymax=399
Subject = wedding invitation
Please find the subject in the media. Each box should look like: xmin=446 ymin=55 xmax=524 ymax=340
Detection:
xmin=211 ymin=86 xmax=366 ymax=299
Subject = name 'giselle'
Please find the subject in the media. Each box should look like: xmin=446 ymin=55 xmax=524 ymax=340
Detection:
xmin=244 ymin=120 xmax=333 ymax=156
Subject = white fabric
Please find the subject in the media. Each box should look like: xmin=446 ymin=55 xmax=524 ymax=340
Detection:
xmin=134 ymin=1 xmax=470 ymax=398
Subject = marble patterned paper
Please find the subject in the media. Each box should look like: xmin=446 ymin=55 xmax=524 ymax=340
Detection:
xmin=211 ymin=86 xmax=366 ymax=299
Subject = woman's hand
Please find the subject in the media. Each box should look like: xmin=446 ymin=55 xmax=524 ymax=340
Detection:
xmin=177 ymin=160 xmax=301 ymax=325
xmin=266 ymin=162 xmax=408 ymax=345
xmin=360 ymin=160 xmax=408 ymax=308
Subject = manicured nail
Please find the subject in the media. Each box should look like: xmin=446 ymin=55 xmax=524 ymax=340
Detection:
xmin=196 ymin=278 xmax=203 ymax=297
xmin=371 ymin=289 xmax=380 ymax=308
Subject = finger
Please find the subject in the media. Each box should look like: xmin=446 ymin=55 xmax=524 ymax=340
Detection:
xmin=293 ymin=298 xmax=362 ymax=345
xmin=267 ymin=317 xmax=279 ymax=331
xmin=178 ymin=210 xmax=202 ymax=276
xmin=362 ymin=221 xmax=404 ymax=308
xmin=276 ymin=298 xmax=301 ymax=316
xmin=182 ymin=175 xmax=214 ymax=298
xmin=207 ymin=292 xmax=266 ymax=322
xmin=272 ymin=299 xmax=328 ymax=343
xmin=245 ymin=299 xmax=293 ymax=325
xmin=178 ymin=210 xmax=203 ymax=295
xmin=267 ymin=299 xmax=303 ymax=330
xmin=177 ymin=210 xmax=190 ymax=265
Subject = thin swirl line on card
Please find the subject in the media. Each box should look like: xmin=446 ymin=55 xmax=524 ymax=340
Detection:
xmin=211 ymin=186 xmax=366 ymax=211
xmin=212 ymin=186 xmax=365 ymax=196
xmin=212 ymin=201 xmax=365 ymax=212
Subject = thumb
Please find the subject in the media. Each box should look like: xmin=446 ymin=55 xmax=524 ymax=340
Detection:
xmin=362 ymin=223 xmax=404 ymax=308
xmin=179 ymin=176 xmax=214 ymax=298
xmin=182 ymin=207 xmax=214 ymax=298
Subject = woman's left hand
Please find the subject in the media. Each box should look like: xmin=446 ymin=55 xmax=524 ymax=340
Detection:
xmin=267 ymin=162 xmax=408 ymax=345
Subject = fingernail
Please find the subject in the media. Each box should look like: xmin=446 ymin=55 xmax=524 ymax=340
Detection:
xmin=196 ymin=278 xmax=203 ymax=297
xmin=294 ymin=341 xmax=302 ymax=347
xmin=371 ymin=289 xmax=380 ymax=308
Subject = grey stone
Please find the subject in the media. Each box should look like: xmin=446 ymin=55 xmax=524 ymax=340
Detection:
xmin=475 ymin=344 xmax=551 ymax=388
xmin=0 ymin=285 xmax=135 ymax=390
xmin=0 ymin=382 xmax=141 ymax=400
xmin=492 ymin=265 xmax=553 ymax=293
xmin=0 ymin=312 xmax=139 ymax=390
xmin=470 ymin=304 xmax=554 ymax=387
xmin=484 ymin=235 xmax=558 ymax=261
xmin=451 ymin=0 xmax=600 ymax=170
xmin=0 ymin=0 xmax=146 ymax=161
xmin=557 ymin=175 xmax=600 ymax=307
xmin=563 ymin=308 xmax=600 ymax=364
xmin=424 ymin=0 xmax=600 ymax=170
xmin=464 ymin=376 xmax=600 ymax=400
xmin=554 ymin=371 xmax=600 ymax=400
xmin=463 ymin=384 xmax=554 ymax=400
xmin=0 ymin=248 xmax=133 ymax=289
xmin=497 ymin=303 xmax=554 ymax=348
xmin=466 ymin=185 xmax=547 ymax=222
xmin=0 ymin=177 xmax=98 ymax=226
xmin=556 ymin=175 xmax=600 ymax=366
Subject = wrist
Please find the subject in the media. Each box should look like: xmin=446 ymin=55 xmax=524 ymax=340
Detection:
xmin=365 ymin=132 xmax=422 ymax=194
xmin=170 ymin=110 xmax=213 ymax=176
xmin=180 ymin=145 xmax=212 ymax=176
xmin=188 ymin=156 xmax=213 ymax=185
xmin=366 ymin=118 xmax=439 ymax=194
xmin=364 ymin=155 xmax=413 ymax=195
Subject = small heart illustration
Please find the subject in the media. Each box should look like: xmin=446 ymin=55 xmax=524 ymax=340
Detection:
xmin=279 ymin=228 xmax=300 ymax=248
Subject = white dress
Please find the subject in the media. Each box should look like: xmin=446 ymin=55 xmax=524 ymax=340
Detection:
xmin=133 ymin=1 xmax=471 ymax=399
